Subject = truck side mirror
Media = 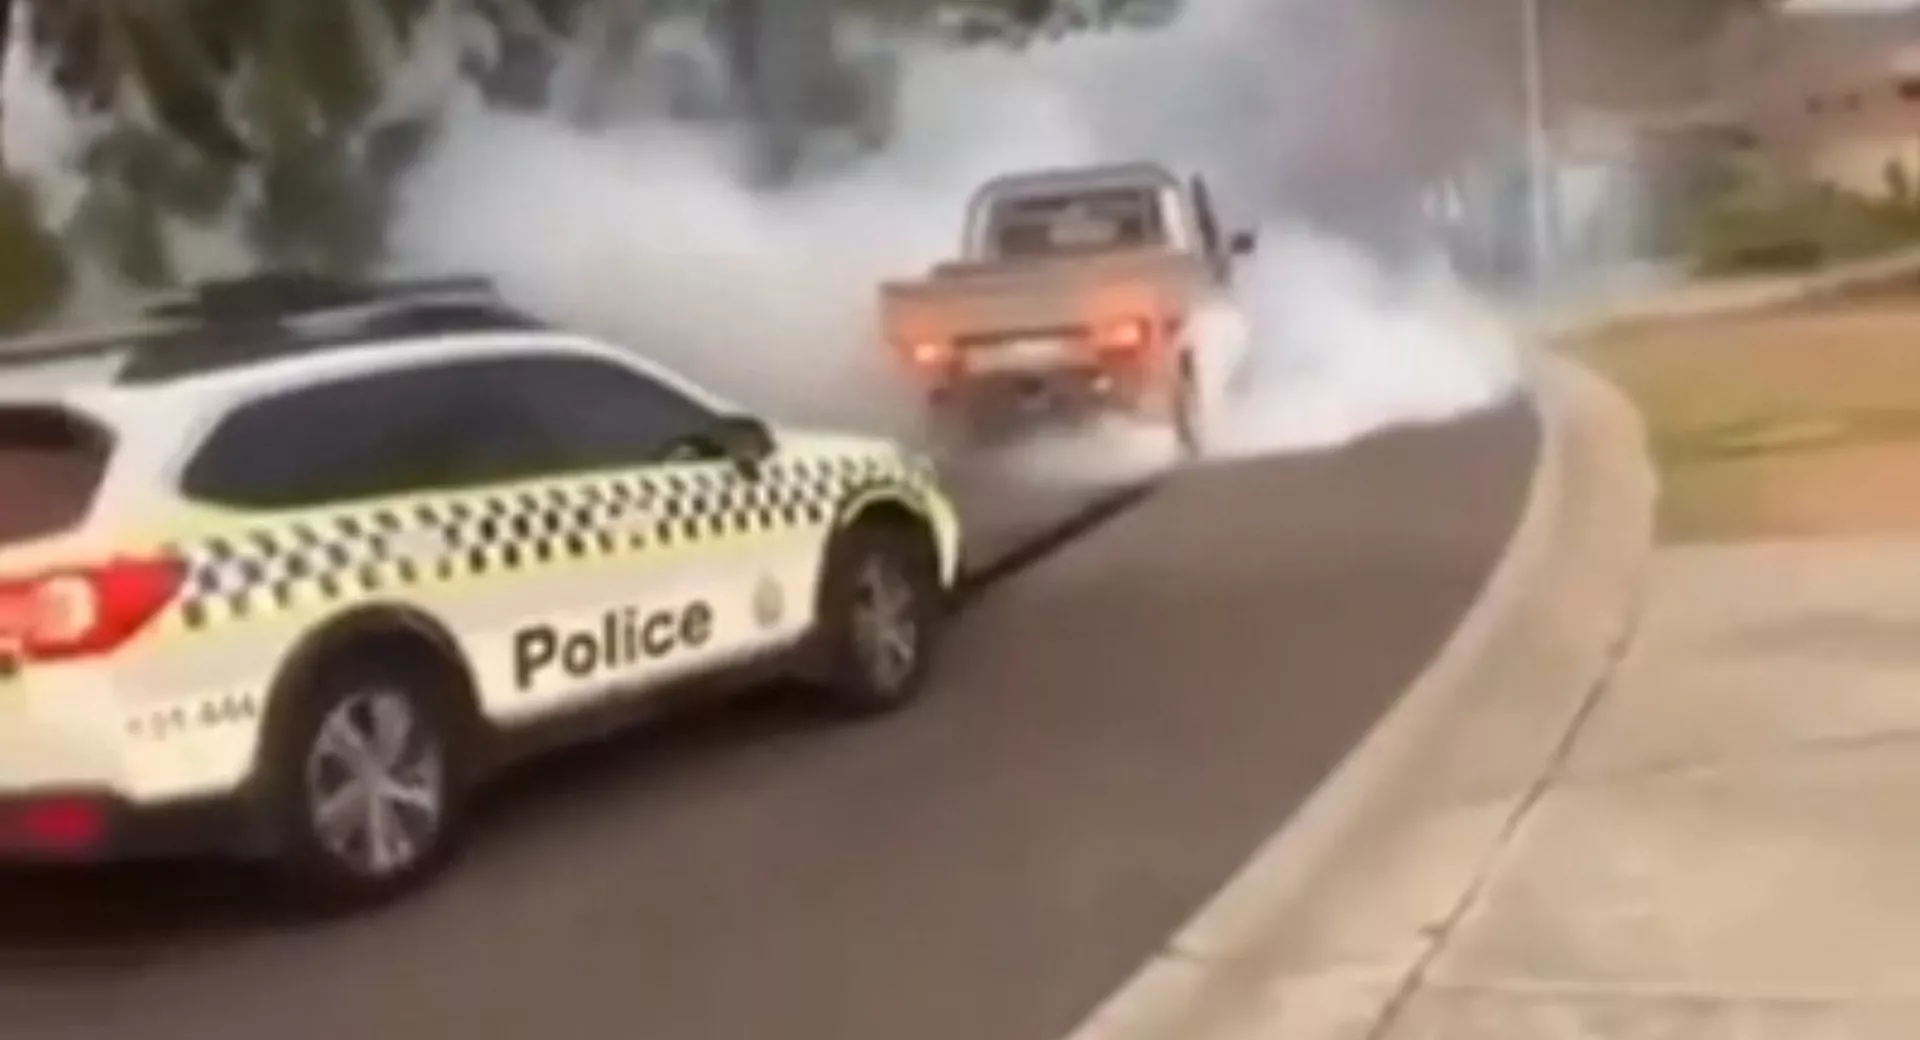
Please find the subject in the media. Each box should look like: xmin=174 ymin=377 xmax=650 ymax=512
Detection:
xmin=1228 ymin=231 xmax=1257 ymax=256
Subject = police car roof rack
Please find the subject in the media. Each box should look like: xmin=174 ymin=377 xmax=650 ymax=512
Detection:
xmin=110 ymin=272 xmax=548 ymax=386
xmin=0 ymin=319 xmax=178 ymax=372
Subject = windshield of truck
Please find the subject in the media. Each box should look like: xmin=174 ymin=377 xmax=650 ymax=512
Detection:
xmin=984 ymin=186 xmax=1166 ymax=260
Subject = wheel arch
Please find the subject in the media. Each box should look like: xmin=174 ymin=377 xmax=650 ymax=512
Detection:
xmin=253 ymin=602 xmax=484 ymax=772
xmin=831 ymin=483 xmax=940 ymax=549
xmin=818 ymin=481 xmax=951 ymax=601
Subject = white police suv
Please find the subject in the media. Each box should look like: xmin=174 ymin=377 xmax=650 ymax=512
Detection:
xmin=0 ymin=274 xmax=962 ymax=906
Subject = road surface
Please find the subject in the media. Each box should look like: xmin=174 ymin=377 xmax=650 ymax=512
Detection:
xmin=0 ymin=399 xmax=1537 ymax=1040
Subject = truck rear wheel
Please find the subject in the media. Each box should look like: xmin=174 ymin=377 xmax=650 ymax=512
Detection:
xmin=1172 ymin=352 xmax=1205 ymax=460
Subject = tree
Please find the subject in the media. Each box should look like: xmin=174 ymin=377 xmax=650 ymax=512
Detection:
xmin=16 ymin=0 xmax=443 ymax=291
xmin=0 ymin=0 xmax=72 ymax=330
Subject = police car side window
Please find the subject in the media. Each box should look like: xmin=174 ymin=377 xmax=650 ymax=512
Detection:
xmin=182 ymin=365 xmax=547 ymax=509
xmin=486 ymin=355 xmax=718 ymax=471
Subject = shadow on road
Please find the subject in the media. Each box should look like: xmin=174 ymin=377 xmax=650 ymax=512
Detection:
xmin=0 ymin=688 xmax=839 ymax=959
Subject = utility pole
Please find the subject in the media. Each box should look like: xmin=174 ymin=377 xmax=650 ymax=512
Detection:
xmin=1521 ymin=0 xmax=1554 ymax=298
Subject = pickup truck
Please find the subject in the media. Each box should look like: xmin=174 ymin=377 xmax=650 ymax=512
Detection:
xmin=877 ymin=161 xmax=1256 ymax=456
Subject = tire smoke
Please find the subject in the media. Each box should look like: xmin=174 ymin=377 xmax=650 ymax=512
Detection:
xmin=389 ymin=6 xmax=1518 ymax=478
xmin=6 ymin=1 xmax=1522 ymax=479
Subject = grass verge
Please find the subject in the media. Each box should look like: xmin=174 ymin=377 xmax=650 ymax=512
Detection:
xmin=1567 ymin=298 xmax=1920 ymax=541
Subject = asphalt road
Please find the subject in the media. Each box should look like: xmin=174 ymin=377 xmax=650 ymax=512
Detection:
xmin=0 ymin=399 xmax=1536 ymax=1040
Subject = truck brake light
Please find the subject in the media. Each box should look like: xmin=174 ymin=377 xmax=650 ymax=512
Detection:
xmin=0 ymin=555 xmax=185 ymax=662
xmin=906 ymin=341 xmax=951 ymax=369
xmin=1092 ymin=318 xmax=1152 ymax=352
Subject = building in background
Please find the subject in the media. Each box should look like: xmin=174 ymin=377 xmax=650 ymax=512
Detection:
xmin=1438 ymin=3 xmax=1920 ymax=291
xmin=1698 ymin=5 xmax=1920 ymax=198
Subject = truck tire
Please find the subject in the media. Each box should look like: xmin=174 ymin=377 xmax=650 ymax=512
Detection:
xmin=809 ymin=518 xmax=944 ymax=716
xmin=1173 ymin=351 xmax=1206 ymax=460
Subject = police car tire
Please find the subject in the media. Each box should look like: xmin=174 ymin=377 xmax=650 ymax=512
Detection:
xmin=260 ymin=651 xmax=470 ymax=910
xmin=812 ymin=520 xmax=943 ymax=716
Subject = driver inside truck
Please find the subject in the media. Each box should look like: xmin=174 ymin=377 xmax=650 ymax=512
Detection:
xmin=988 ymin=188 xmax=1166 ymax=260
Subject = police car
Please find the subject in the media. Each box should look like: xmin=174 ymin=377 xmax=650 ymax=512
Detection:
xmin=0 ymin=274 xmax=962 ymax=906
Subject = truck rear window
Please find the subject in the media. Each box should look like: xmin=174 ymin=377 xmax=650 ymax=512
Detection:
xmin=987 ymin=187 xmax=1166 ymax=259
xmin=0 ymin=406 xmax=111 ymax=545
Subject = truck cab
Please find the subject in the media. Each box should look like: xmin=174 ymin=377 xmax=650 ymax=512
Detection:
xmin=957 ymin=162 xmax=1253 ymax=279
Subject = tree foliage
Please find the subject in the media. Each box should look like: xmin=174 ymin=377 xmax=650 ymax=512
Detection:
xmin=0 ymin=0 xmax=1807 ymax=333
xmin=8 ymin=0 xmax=449 ymax=298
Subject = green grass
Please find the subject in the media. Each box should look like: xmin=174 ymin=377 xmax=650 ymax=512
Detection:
xmin=1569 ymin=302 xmax=1920 ymax=541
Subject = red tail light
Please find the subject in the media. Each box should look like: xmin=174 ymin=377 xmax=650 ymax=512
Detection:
xmin=903 ymin=339 xmax=952 ymax=372
xmin=0 ymin=555 xmax=185 ymax=662
xmin=10 ymin=797 xmax=107 ymax=852
xmin=1091 ymin=317 xmax=1153 ymax=353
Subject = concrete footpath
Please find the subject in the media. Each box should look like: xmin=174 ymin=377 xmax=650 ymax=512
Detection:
xmin=1083 ymin=517 xmax=1920 ymax=1033
xmin=1066 ymin=356 xmax=1920 ymax=1038
xmin=1370 ymin=541 xmax=1920 ymax=1039
xmin=1067 ymin=358 xmax=1655 ymax=1040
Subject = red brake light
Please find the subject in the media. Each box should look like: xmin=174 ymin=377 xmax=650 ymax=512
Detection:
xmin=1092 ymin=317 xmax=1152 ymax=352
xmin=15 ymin=797 xmax=106 ymax=851
xmin=905 ymin=340 xmax=951 ymax=370
xmin=0 ymin=555 xmax=185 ymax=662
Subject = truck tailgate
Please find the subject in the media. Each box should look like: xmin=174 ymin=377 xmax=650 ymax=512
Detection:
xmin=878 ymin=251 xmax=1212 ymax=348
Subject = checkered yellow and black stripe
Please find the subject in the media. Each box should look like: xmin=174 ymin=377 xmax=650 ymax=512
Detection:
xmin=164 ymin=453 xmax=933 ymax=632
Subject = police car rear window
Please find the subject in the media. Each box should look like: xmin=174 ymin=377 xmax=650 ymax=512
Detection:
xmin=0 ymin=406 xmax=112 ymax=545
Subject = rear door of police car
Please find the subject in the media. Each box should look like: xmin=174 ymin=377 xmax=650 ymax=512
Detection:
xmin=176 ymin=352 xmax=782 ymax=731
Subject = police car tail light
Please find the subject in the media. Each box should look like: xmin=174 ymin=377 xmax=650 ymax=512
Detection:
xmin=0 ymin=556 xmax=185 ymax=661
xmin=7 ymin=796 xmax=106 ymax=853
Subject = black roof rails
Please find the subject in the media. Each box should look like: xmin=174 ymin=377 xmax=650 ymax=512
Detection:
xmin=143 ymin=271 xmax=501 ymax=323
xmin=103 ymin=271 xmax=550 ymax=386
xmin=0 ymin=271 xmax=555 ymax=388
xmin=0 ymin=320 xmax=177 ymax=371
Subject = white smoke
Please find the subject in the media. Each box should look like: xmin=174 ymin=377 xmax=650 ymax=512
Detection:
xmin=6 ymin=1 xmax=1521 ymax=476
xmin=1208 ymin=229 xmax=1517 ymax=455
xmin=391 ymin=7 xmax=1518 ymax=476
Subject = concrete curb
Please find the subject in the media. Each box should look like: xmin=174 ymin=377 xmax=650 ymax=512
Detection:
xmin=1059 ymin=353 xmax=1657 ymax=1040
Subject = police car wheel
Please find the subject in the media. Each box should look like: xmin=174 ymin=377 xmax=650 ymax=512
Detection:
xmin=815 ymin=523 xmax=941 ymax=715
xmin=265 ymin=656 xmax=467 ymax=908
